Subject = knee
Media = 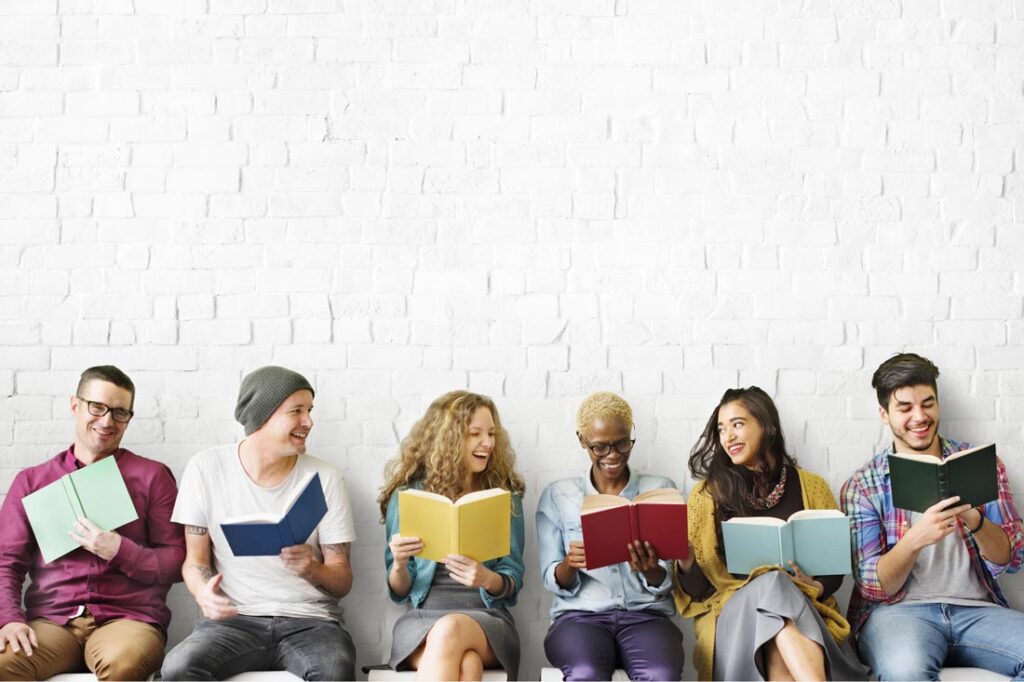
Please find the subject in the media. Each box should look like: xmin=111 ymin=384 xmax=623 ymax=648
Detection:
xmin=868 ymin=656 xmax=941 ymax=682
xmin=92 ymin=643 xmax=162 ymax=681
xmin=561 ymin=661 xmax=613 ymax=681
xmin=460 ymin=650 xmax=483 ymax=679
xmin=625 ymin=653 xmax=683 ymax=681
xmin=0 ymin=651 xmax=35 ymax=681
xmin=308 ymin=650 xmax=355 ymax=681
xmin=424 ymin=615 xmax=472 ymax=655
xmin=160 ymin=643 xmax=211 ymax=682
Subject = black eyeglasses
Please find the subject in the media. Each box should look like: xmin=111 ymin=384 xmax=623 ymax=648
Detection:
xmin=578 ymin=431 xmax=636 ymax=458
xmin=77 ymin=396 xmax=134 ymax=424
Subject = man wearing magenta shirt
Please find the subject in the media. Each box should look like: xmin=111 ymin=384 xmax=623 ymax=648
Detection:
xmin=0 ymin=365 xmax=185 ymax=680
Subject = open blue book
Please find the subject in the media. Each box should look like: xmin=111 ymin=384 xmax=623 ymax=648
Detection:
xmin=221 ymin=471 xmax=327 ymax=556
xmin=722 ymin=509 xmax=852 ymax=576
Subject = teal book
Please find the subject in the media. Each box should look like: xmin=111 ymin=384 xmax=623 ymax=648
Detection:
xmin=21 ymin=456 xmax=139 ymax=564
xmin=888 ymin=443 xmax=998 ymax=513
xmin=722 ymin=509 xmax=852 ymax=576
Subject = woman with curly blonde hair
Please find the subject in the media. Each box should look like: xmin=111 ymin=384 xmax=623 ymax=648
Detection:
xmin=378 ymin=391 xmax=525 ymax=681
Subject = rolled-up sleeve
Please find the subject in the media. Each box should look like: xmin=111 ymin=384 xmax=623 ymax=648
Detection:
xmin=537 ymin=484 xmax=581 ymax=598
xmin=981 ymin=457 xmax=1024 ymax=577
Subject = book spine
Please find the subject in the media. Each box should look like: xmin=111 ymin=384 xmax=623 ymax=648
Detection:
xmin=63 ymin=477 xmax=86 ymax=522
xmin=451 ymin=507 xmax=460 ymax=557
xmin=937 ymin=462 xmax=949 ymax=500
xmin=628 ymin=505 xmax=641 ymax=544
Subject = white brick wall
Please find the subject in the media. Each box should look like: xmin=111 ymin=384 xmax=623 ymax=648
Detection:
xmin=2 ymin=0 xmax=1024 ymax=678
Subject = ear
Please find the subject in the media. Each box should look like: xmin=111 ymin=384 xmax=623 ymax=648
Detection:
xmin=70 ymin=395 xmax=80 ymax=416
xmin=878 ymin=404 xmax=890 ymax=425
xmin=576 ymin=431 xmax=586 ymax=449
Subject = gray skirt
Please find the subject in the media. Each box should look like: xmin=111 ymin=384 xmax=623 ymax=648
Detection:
xmin=389 ymin=571 xmax=520 ymax=679
xmin=714 ymin=572 xmax=868 ymax=681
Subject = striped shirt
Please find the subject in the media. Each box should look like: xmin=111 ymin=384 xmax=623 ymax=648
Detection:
xmin=840 ymin=436 xmax=1024 ymax=634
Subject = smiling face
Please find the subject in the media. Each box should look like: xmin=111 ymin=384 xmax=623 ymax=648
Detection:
xmin=717 ymin=400 xmax=765 ymax=471
xmin=462 ymin=406 xmax=495 ymax=476
xmin=580 ymin=417 xmax=632 ymax=489
xmin=881 ymin=384 xmax=940 ymax=456
xmin=71 ymin=379 xmax=133 ymax=461
xmin=253 ymin=389 xmax=314 ymax=457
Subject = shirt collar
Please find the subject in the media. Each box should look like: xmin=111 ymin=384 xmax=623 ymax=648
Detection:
xmin=61 ymin=444 xmax=121 ymax=471
xmin=581 ymin=463 xmax=639 ymax=498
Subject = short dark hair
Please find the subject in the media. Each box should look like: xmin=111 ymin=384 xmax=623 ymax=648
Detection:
xmin=77 ymin=365 xmax=135 ymax=406
xmin=871 ymin=353 xmax=939 ymax=409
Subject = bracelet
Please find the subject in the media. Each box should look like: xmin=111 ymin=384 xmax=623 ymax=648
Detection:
xmin=967 ymin=509 xmax=985 ymax=534
xmin=496 ymin=573 xmax=515 ymax=599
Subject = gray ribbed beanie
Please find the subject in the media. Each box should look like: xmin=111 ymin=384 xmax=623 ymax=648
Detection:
xmin=235 ymin=366 xmax=315 ymax=435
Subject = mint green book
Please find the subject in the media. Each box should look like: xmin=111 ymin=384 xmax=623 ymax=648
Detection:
xmin=21 ymin=456 xmax=139 ymax=564
xmin=722 ymin=509 xmax=852 ymax=576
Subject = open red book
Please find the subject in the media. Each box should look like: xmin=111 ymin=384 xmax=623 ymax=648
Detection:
xmin=580 ymin=488 xmax=688 ymax=570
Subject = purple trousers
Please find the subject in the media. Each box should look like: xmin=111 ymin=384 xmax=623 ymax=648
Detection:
xmin=544 ymin=609 xmax=685 ymax=681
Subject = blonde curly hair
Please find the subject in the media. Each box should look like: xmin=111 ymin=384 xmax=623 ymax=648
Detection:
xmin=378 ymin=391 xmax=525 ymax=520
xmin=576 ymin=391 xmax=633 ymax=433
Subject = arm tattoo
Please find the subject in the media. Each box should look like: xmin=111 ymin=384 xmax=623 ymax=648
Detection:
xmin=187 ymin=563 xmax=214 ymax=581
xmin=185 ymin=525 xmax=208 ymax=535
xmin=321 ymin=542 xmax=351 ymax=558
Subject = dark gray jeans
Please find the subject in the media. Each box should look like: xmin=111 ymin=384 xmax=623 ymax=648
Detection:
xmin=160 ymin=614 xmax=356 ymax=681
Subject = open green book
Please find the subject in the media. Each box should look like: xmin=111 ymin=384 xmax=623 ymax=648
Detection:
xmin=21 ymin=456 xmax=139 ymax=564
xmin=888 ymin=443 xmax=998 ymax=513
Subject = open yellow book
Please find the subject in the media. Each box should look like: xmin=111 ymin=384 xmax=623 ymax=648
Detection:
xmin=398 ymin=488 xmax=511 ymax=563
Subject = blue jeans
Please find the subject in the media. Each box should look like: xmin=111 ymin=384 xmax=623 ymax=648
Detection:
xmin=161 ymin=615 xmax=356 ymax=681
xmin=858 ymin=602 xmax=1024 ymax=681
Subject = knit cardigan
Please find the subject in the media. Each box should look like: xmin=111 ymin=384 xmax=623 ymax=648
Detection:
xmin=674 ymin=468 xmax=852 ymax=681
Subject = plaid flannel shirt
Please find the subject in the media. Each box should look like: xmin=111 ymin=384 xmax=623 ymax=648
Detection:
xmin=840 ymin=436 xmax=1024 ymax=635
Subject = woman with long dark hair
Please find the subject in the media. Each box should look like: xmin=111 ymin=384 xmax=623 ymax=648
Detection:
xmin=675 ymin=387 xmax=867 ymax=681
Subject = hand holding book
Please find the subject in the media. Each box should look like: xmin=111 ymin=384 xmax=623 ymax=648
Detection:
xmin=904 ymin=496 xmax=973 ymax=551
xmin=69 ymin=516 xmax=122 ymax=561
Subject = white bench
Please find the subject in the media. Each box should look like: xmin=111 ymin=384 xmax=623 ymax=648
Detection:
xmin=365 ymin=668 xmax=507 ymax=681
xmin=540 ymin=668 xmax=630 ymax=680
xmin=48 ymin=672 xmax=302 ymax=681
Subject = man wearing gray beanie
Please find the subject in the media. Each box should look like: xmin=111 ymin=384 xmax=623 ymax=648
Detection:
xmin=163 ymin=366 xmax=358 ymax=681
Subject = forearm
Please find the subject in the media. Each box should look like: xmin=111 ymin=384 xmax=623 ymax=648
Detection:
xmin=875 ymin=539 xmax=920 ymax=597
xmin=310 ymin=562 xmax=352 ymax=598
xmin=973 ymin=516 xmax=1012 ymax=565
xmin=389 ymin=562 xmax=412 ymax=598
xmin=554 ymin=559 xmax=578 ymax=590
xmin=183 ymin=560 xmax=214 ymax=598
xmin=676 ymin=560 xmax=713 ymax=600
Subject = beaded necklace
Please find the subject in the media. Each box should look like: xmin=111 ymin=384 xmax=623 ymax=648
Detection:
xmin=745 ymin=464 xmax=787 ymax=511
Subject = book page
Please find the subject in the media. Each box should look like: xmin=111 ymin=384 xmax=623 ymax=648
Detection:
xmin=582 ymin=493 xmax=629 ymax=514
xmin=632 ymin=488 xmax=684 ymax=504
xmin=454 ymin=487 xmax=508 ymax=506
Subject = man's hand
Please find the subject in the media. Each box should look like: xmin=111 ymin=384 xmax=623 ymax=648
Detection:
xmin=0 ymin=622 xmax=37 ymax=657
xmin=69 ymin=517 xmax=122 ymax=561
xmin=280 ymin=544 xmax=318 ymax=581
xmin=197 ymin=574 xmax=238 ymax=620
xmin=906 ymin=496 xmax=973 ymax=551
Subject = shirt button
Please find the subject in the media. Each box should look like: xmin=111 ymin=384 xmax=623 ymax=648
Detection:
xmin=611 ymin=568 xmax=618 ymax=573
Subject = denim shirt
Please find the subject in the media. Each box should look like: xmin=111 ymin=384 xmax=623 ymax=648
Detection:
xmin=536 ymin=466 xmax=678 ymax=618
xmin=383 ymin=482 xmax=526 ymax=609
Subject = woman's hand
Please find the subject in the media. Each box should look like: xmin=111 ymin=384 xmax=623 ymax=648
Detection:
xmin=388 ymin=534 xmax=423 ymax=568
xmin=788 ymin=561 xmax=824 ymax=598
xmin=628 ymin=540 xmax=666 ymax=585
xmin=564 ymin=540 xmax=587 ymax=570
xmin=445 ymin=554 xmax=503 ymax=594
xmin=675 ymin=540 xmax=697 ymax=574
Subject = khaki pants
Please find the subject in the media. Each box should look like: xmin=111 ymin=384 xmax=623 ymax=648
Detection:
xmin=0 ymin=613 xmax=165 ymax=681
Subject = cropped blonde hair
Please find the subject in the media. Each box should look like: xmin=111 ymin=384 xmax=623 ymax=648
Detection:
xmin=378 ymin=391 xmax=525 ymax=520
xmin=576 ymin=391 xmax=633 ymax=433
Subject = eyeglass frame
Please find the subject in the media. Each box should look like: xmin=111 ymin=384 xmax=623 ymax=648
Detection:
xmin=76 ymin=396 xmax=134 ymax=424
xmin=577 ymin=428 xmax=637 ymax=458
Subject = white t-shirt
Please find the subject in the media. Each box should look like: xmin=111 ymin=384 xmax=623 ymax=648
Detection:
xmin=172 ymin=443 xmax=357 ymax=621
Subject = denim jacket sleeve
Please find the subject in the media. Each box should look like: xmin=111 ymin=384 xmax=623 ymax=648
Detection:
xmin=480 ymin=493 xmax=526 ymax=609
xmin=536 ymin=482 xmax=582 ymax=598
xmin=384 ymin=490 xmax=417 ymax=605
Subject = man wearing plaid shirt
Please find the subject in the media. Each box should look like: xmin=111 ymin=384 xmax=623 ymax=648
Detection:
xmin=841 ymin=353 xmax=1024 ymax=681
